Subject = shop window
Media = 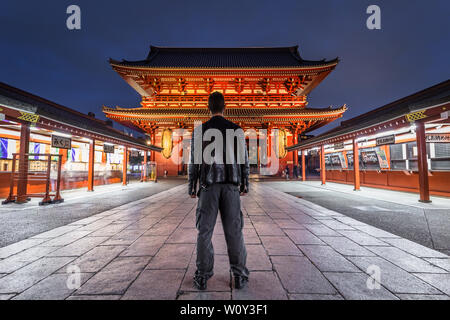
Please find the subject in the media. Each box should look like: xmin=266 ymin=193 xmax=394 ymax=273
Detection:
xmin=406 ymin=142 xmax=418 ymax=171
xmin=406 ymin=142 xmax=417 ymax=160
xmin=328 ymin=153 xmax=346 ymax=170
xmin=390 ymin=144 xmax=403 ymax=160
xmin=431 ymin=143 xmax=450 ymax=171
xmin=347 ymin=151 xmax=354 ymax=169
xmin=434 ymin=143 xmax=450 ymax=158
xmin=389 ymin=144 xmax=406 ymax=170
xmin=324 ymin=155 xmax=333 ymax=170
xmin=431 ymin=159 xmax=450 ymax=170
xmin=405 ymin=142 xmax=431 ymax=171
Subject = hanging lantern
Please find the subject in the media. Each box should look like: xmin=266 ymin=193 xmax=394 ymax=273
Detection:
xmin=161 ymin=128 xmax=173 ymax=159
xmin=277 ymin=129 xmax=287 ymax=159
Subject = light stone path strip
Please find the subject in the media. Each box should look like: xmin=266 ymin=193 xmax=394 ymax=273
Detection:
xmin=0 ymin=183 xmax=449 ymax=300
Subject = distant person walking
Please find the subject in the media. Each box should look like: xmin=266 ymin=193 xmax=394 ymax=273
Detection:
xmin=285 ymin=166 xmax=290 ymax=180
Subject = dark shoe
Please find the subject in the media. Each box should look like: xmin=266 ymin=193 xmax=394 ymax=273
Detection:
xmin=193 ymin=275 xmax=207 ymax=290
xmin=234 ymin=276 xmax=248 ymax=289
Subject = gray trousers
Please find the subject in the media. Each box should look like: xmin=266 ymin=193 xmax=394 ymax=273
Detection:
xmin=195 ymin=183 xmax=249 ymax=279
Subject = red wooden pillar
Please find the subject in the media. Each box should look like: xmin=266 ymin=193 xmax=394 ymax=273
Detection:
xmin=16 ymin=122 xmax=30 ymax=203
xmin=293 ymin=150 xmax=299 ymax=166
xmin=301 ymin=150 xmax=306 ymax=181
xmin=292 ymin=130 xmax=299 ymax=171
xmin=353 ymin=138 xmax=361 ymax=191
xmin=143 ymin=150 xmax=148 ymax=182
xmin=178 ymin=135 xmax=183 ymax=175
xmin=122 ymin=146 xmax=128 ymax=186
xmin=150 ymin=133 xmax=156 ymax=162
xmin=149 ymin=131 xmax=156 ymax=180
xmin=87 ymin=138 xmax=95 ymax=192
xmin=59 ymin=148 xmax=67 ymax=166
xmin=416 ymin=121 xmax=431 ymax=202
xmin=320 ymin=145 xmax=326 ymax=185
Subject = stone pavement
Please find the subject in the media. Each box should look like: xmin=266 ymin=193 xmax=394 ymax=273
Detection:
xmin=0 ymin=183 xmax=449 ymax=300
xmin=264 ymin=180 xmax=450 ymax=255
xmin=0 ymin=179 xmax=184 ymax=247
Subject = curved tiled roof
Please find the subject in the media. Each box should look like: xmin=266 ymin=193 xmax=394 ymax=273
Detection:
xmin=0 ymin=82 xmax=162 ymax=151
xmin=103 ymin=105 xmax=346 ymax=119
xmin=286 ymin=79 xmax=450 ymax=150
xmin=110 ymin=46 xmax=338 ymax=69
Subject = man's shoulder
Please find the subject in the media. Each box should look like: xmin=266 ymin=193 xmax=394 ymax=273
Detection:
xmin=222 ymin=117 xmax=241 ymax=130
xmin=205 ymin=116 xmax=241 ymax=130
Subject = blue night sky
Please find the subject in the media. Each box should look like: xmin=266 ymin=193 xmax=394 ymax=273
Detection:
xmin=1 ymin=0 xmax=449 ymax=135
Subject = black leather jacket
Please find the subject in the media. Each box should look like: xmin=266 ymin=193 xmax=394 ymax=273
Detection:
xmin=188 ymin=116 xmax=249 ymax=195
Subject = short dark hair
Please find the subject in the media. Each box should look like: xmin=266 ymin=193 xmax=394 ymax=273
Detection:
xmin=208 ymin=91 xmax=225 ymax=114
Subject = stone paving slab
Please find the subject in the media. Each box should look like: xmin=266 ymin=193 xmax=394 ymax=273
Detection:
xmin=396 ymin=294 xmax=450 ymax=300
xmin=0 ymin=238 xmax=48 ymax=259
xmin=74 ymin=256 xmax=151 ymax=296
xmin=320 ymin=236 xmax=376 ymax=257
xmin=0 ymin=246 xmax=59 ymax=273
xmin=284 ymin=229 xmax=325 ymax=245
xmin=178 ymin=292 xmax=232 ymax=300
xmin=122 ymin=269 xmax=185 ymax=300
xmin=0 ymin=183 xmax=448 ymax=300
xmin=0 ymin=257 xmax=74 ymax=294
xmin=324 ymin=272 xmax=399 ymax=300
xmin=12 ymin=272 xmax=94 ymax=300
xmin=232 ymin=271 xmax=288 ymax=300
xmin=348 ymin=256 xmax=441 ymax=294
xmin=298 ymin=245 xmax=360 ymax=273
xmin=425 ymin=258 xmax=450 ymax=272
xmin=260 ymin=236 xmax=303 ymax=256
xmin=366 ymin=246 xmax=446 ymax=273
xmin=120 ymin=236 xmax=167 ymax=257
xmin=271 ymin=255 xmax=337 ymax=294
xmin=289 ymin=293 xmax=344 ymax=300
xmin=60 ymin=245 xmax=128 ymax=273
xmin=47 ymin=236 xmax=109 ymax=257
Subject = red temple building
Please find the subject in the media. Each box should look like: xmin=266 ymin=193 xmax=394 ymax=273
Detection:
xmin=103 ymin=46 xmax=346 ymax=176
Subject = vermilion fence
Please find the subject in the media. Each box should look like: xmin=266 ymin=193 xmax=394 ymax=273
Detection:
xmin=2 ymin=153 xmax=63 ymax=205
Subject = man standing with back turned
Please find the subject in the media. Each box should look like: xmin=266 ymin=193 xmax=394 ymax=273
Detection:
xmin=188 ymin=91 xmax=250 ymax=291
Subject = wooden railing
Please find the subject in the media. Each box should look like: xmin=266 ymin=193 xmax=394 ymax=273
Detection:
xmin=2 ymin=153 xmax=64 ymax=205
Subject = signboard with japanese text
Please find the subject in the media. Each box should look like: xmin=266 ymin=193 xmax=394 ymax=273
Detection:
xmin=103 ymin=144 xmax=115 ymax=153
xmin=51 ymin=135 xmax=71 ymax=149
xmin=376 ymin=134 xmax=395 ymax=146
xmin=361 ymin=150 xmax=379 ymax=168
xmin=426 ymin=133 xmax=450 ymax=143
xmin=131 ymin=150 xmax=140 ymax=157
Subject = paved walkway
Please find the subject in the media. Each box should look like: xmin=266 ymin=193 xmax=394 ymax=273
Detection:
xmin=0 ymin=179 xmax=185 ymax=247
xmin=0 ymin=183 xmax=449 ymax=300
xmin=263 ymin=180 xmax=450 ymax=255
